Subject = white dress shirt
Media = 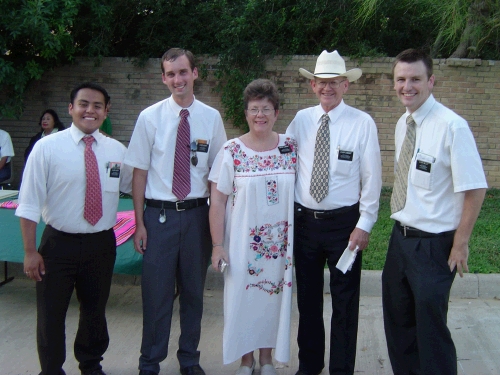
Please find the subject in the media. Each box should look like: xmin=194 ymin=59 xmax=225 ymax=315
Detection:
xmin=391 ymin=95 xmax=487 ymax=232
xmin=16 ymin=125 xmax=133 ymax=233
xmin=0 ymin=129 xmax=15 ymax=162
xmin=124 ymin=96 xmax=227 ymax=200
xmin=286 ymin=100 xmax=382 ymax=233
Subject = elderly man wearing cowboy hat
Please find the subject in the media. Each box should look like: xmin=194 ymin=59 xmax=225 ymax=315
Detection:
xmin=286 ymin=50 xmax=382 ymax=375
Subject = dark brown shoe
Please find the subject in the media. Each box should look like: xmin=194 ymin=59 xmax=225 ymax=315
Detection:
xmin=180 ymin=364 xmax=206 ymax=375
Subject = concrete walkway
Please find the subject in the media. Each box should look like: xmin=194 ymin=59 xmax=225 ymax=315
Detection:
xmin=1 ymin=271 xmax=500 ymax=375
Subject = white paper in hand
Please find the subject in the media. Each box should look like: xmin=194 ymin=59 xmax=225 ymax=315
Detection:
xmin=336 ymin=243 xmax=359 ymax=274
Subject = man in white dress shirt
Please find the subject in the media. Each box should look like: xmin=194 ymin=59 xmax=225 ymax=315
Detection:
xmin=382 ymin=48 xmax=487 ymax=375
xmin=124 ymin=48 xmax=226 ymax=375
xmin=16 ymin=82 xmax=132 ymax=375
xmin=286 ymin=50 xmax=382 ymax=375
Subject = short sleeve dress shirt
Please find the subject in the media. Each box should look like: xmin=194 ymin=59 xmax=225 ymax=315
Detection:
xmin=124 ymin=96 xmax=227 ymax=201
xmin=16 ymin=125 xmax=133 ymax=233
xmin=286 ymin=100 xmax=382 ymax=233
xmin=390 ymin=95 xmax=488 ymax=232
xmin=0 ymin=129 xmax=15 ymax=162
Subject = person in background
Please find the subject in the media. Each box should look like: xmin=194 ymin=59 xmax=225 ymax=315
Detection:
xmin=209 ymin=79 xmax=297 ymax=375
xmin=0 ymin=128 xmax=15 ymax=184
xmin=124 ymin=48 xmax=227 ymax=375
xmin=24 ymin=109 xmax=66 ymax=162
xmin=382 ymin=48 xmax=487 ymax=375
xmin=16 ymin=82 xmax=132 ymax=375
xmin=286 ymin=50 xmax=382 ymax=375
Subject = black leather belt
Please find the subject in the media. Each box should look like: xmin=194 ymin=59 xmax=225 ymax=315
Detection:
xmin=294 ymin=202 xmax=359 ymax=219
xmin=396 ymin=221 xmax=455 ymax=238
xmin=145 ymin=198 xmax=207 ymax=211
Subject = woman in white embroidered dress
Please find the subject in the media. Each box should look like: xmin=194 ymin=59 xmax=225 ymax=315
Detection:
xmin=209 ymin=79 xmax=297 ymax=375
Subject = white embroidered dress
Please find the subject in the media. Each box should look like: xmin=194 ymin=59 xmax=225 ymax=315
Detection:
xmin=209 ymin=135 xmax=297 ymax=364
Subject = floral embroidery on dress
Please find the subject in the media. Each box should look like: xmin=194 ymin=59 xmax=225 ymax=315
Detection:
xmin=284 ymin=256 xmax=293 ymax=271
xmin=247 ymin=262 xmax=264 ymax=277
xmin=246 ymin=278 xmax=293 ymax=295
xmin=265 ymin=176 xmax=278 ymax=205
xmin=225 ymin=138 xmax=297 ymax=174
xmin=249 ymin=220 xmax=290 ymax=260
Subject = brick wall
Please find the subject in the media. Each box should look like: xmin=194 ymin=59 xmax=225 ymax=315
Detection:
xmin=2 ymin=55 xmax=499 ymax=188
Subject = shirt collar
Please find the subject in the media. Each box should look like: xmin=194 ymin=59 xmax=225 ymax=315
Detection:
xmin=168 ymin=95 xmax=196 ymax=116
xmin=69 ymin=123 xmax=103 ymax=145
xmin=406 ymin=94 xmax=436 ymax=127
xmin=314 ymin=100 xmax=346 ymax=125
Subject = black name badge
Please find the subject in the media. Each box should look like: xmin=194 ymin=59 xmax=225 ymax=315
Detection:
xmin=278 ymin=145 xmax=292 ymax=154
xmin=196 ymin=143 xmax=209 ymax=153
xmin=110 ymin=163 xmax=121 ymax=178
xmin=338 ymin=150 xmax=353 ymax=161
xmin=416 ymin=160 xmax=431 ymax=173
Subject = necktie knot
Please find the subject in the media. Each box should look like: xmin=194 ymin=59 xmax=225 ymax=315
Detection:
xmin=406 ymin=114 xmax=416 ymax=127
xmin=321 ymin=113 xmax=330 ymax=125
xmin=181 ymin=109 xmax=189 ymax=120
xmin=83 ymin=135 xmax=95 ymax=147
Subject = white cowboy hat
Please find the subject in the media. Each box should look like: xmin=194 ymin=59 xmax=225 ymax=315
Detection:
xmin=299 ymin=50 xmax=362 ymax=82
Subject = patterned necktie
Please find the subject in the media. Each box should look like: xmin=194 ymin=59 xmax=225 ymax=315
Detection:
xmin=390 ymin=114 xmax=417 ymax=213
xmin=172 ymin=109 xmax=191 ymax=200
xmin=83 ymin=136 xmax=103 ymax=226
xmin=310 ymin=113 xmax=330 ymax=203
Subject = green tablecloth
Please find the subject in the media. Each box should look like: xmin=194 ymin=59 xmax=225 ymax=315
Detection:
xmin=0 ymin=197 xmax=142 ymax=275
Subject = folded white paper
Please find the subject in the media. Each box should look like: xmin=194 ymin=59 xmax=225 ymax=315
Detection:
xmin=336 ymin=244 xmax=359 ymax=274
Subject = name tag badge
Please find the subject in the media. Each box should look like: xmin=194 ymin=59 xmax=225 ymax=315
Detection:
xmin=338 ymin=150 xmax=353 ymax=161
xmin=278 ymin=145 xmax=292 ymax=154
xmin=196 ymin=139 xmax=209 ymax=153
xmin=109 ymin=162 xmax=121 ymax=178
xmin=416 ymin=160 xmax=431 ymax=173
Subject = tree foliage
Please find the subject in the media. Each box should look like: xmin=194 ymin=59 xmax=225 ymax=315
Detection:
xmin=1 ymin=0 xmax=499 ymax=122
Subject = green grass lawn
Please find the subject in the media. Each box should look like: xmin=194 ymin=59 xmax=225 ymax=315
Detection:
xmin=362 ymin=188 xmax=500 ymax=273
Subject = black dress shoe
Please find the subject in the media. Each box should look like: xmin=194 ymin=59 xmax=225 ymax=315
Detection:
xmin=180 ymin=364 xmax=206 ymax=375
xmin=139 ymin=370 xmax=158 ymax=375
xmin=81 ymin=370 xmax=106 ymax=375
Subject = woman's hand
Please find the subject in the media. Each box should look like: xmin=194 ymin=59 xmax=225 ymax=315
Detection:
xmin=211 ymin=245 xmax=229 ymax=271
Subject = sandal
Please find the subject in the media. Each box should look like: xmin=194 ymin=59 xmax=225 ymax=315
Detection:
xmin=235 ymin=359 xmax=255 ymax=375
xmin=260 ymin=364 xmax=277 ymax=375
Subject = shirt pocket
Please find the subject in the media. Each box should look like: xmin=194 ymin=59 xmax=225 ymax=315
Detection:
xmin=410 ymin=152 xmax=435 ymax=190
xmin=104 ymin=162 xmax=121 ymax=192
xmin=333 ymin=149 xmax=354 ymax=177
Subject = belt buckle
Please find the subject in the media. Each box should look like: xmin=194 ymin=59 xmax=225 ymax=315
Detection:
xmin=314 ymin=211 xmax=322 ymax=219
xmin=175 ymin=201 xmax=185 ymax=212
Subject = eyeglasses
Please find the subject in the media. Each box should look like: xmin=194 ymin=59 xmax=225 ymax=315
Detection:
xmin=246 ymin=108 xmax=275 ymax=116
xmin=315 ymin=79 xmax=346 ymax=89
xmin=190 ymin=141 xmax=198 ymax=166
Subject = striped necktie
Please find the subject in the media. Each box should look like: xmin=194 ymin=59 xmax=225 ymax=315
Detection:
xmin=390 ymin=114 xmax=417 ymax=213
xmin=172 ymin=109 xmax=191 ymax=200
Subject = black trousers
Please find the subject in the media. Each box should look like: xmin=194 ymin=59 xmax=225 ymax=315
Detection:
xmin=294 ymin=204 xmax=361 ymax=375
xmin=382 ymin=224 xmax=457 ymax=375
xmin=36 ymin=226 xmax=116 ymax=375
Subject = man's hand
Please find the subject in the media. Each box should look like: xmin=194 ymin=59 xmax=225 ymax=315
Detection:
xmin=133 ymin=223 xmax=147 ymax=254
xmin=24 ymin=252 xmax=45 ymax=281
xmin=348 ymin=227 xmax=369 ymax=251
xmin=448 ymin=243 xmax=469 ymax=278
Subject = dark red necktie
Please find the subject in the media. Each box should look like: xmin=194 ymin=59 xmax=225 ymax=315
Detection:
xmin=172 ymin=109 xmax=191 ymax=200
xmin=83 ymin=136 xmax=103 ymax=225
